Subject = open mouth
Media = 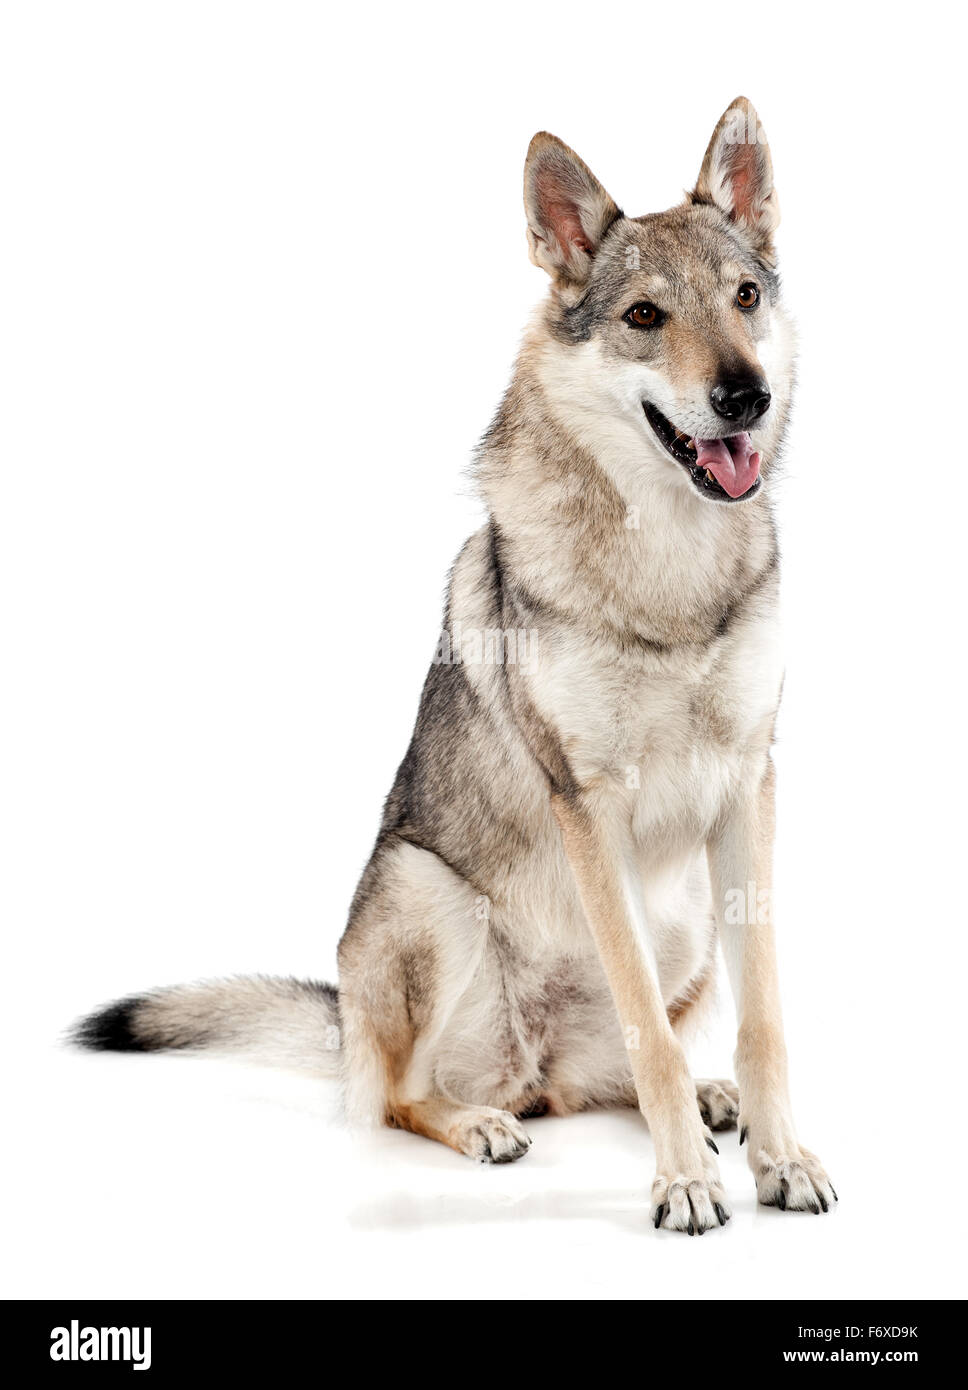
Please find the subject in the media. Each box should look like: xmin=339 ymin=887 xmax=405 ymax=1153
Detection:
xmin=643 ymin=403 xmax=762 ymax=503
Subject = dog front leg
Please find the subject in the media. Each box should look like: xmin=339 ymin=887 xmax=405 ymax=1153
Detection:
xmin=708 ymin=757 xmax=837 ymax=1213
xmin=552 ymin=792 xmax=729 ymax=1233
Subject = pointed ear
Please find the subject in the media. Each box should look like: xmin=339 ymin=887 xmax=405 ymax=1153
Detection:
xmin=692 ymin=97 xmax=780 ymax=261
xmin=524 ymin=132 xmax=620 ymax=289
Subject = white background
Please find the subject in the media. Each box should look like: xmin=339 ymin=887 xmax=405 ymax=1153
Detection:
xmin=2 ymin=1 xmax=966 ymax=1301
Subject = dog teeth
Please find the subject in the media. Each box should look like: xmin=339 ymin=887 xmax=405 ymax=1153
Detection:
xmin=705 ymin=469 xmax=715 ymax=483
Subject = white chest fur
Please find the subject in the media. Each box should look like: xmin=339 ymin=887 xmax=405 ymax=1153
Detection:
xmin=523 ymin=606 xmax=782 ymax=1001
xmin=528 ymin=601 xmax=783 ymax=855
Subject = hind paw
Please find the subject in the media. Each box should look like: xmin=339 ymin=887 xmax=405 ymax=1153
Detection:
xmin=455 ymin=1108 xmax=533 ymax=1164
xmin=695 ymin=1079 xmax=740 ymax=1131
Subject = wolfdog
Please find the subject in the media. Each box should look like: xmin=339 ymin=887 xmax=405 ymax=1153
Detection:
xmin=75 ymin=98 xmax=835 ymax=1233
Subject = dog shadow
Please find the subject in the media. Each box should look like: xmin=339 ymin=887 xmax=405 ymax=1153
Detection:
xmin=347 ymin=1108 xmax=774 ymax=1234
xmin=349 ymin=1110 xmax=667 ymax=1236
xmin=350 ymin=1185 xmax=660 ymax=1235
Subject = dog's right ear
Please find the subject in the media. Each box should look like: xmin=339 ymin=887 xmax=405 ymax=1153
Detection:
xmin=524 ymin=133 xmax=620 ymax=291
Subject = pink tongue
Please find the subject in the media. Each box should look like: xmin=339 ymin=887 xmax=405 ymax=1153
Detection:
xmin=693 ymin=432 xmax=760 ymax=498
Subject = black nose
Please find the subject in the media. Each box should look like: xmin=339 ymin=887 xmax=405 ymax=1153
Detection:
xmin=709 ymin=377 xmax=771 ymax=429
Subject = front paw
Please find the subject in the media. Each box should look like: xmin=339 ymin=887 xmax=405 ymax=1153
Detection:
xmin=742 ymin=1130 xmax=837 ymax=1213
xmin=651 ymin=1171 xmax=731 ymax=1234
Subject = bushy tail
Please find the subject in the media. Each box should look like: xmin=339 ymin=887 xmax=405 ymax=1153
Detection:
xmin=71 ymin=975 xmax=341 ymax=1075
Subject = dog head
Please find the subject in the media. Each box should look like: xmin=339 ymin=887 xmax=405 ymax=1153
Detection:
xmin=523 ymin=98 xmax=793 ymax=504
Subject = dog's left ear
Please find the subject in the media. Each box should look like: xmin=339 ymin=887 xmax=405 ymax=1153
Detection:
xmin=524 ymin=132 xmax=620 ymax=294
xmin=692 ymin=97 xmax=780 ymax=262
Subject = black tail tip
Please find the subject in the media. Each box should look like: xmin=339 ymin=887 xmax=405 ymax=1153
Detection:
xmin=71 ymin=996 xmax=151 ymax=1053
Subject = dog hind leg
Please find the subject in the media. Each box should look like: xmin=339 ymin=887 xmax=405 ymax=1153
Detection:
xmin=339 ymin=838 xmax=529 ymax=1163
xmin=390 ymin=1098 xmax=532 ymax=1163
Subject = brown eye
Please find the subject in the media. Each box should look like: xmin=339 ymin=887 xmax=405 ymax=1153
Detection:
xmin=737 ymin=282 xmax=760 ymax=310
xmin=626 ymin=302 xmax=661 ymax=329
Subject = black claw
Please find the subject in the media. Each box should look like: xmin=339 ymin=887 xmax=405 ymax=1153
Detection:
xmin=777 ymin=1187 xmax=787 ymax=1211
xmin=739 ymin=1126 xmax=748 ymax=1146
xmin=818 ymin=1192 xmax=828 ymax=1213
xmin=687 ymin=1219 xmax=695 ymax=1236
xmin=706 ymin=1137 xmax=719 ymax=1154
xmin=696 ymin=1221 xmax=705 ymax=1235
xmin=714 ymin=1202 xmax=726 ymax=1226
xmin=810 ymin=1202 xmax=820 ymax=1215
xmin=654 ymin=1204 xmax=664 ymax=1229
xmin=831 ymin=1186 xmax=839 ymax=1202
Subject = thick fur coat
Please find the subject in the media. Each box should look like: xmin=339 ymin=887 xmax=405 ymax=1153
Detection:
xmin=75 ymin=98 xmax=835 ymax=1233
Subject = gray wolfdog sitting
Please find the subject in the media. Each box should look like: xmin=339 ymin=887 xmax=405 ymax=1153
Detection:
xmin=76 ymin=98 xmax=835 ymax=1234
